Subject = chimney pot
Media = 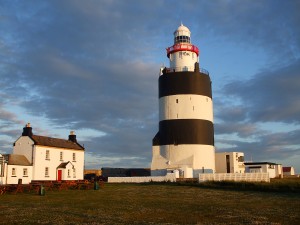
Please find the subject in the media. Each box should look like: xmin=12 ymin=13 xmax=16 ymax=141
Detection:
xmin=22 ymin=123 xmax=33 ymax=136
xmin=68 ymin=131 xmax=77 ymax=142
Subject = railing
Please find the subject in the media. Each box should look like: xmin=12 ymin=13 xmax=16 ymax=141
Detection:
xmin=200 ymin=68 xmax=209 ymax=75
xmin=161 ymin=66 xmax=209 ymax=75
xmin=167 ymin=43 xmax=199 ymax=57
xmin=199 ymin=173 xmax=270 ymax=183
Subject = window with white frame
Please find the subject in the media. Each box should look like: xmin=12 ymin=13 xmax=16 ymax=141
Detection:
xmin=67 ymin=169 xmax=70 ymax=178
xmin=73 ymin=168 xmax=76 ymax=178
xmin=46 ymin=150 xmax=50 ymax=160
xmin=45 ymin=167 xmax=49 ymax=177
xmin=60 ymin=152 xmax=63 ymax=161
xmin=72 ymin=153 xmax=76 ymax=162
xmin=23 ymin=168 xmax=28 ymax=177
xmin=12 ymin=168 xmax=16 ymax=176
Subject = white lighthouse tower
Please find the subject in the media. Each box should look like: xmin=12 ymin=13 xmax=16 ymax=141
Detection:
xmin=151 ymin=24 xmax=215 ymax=178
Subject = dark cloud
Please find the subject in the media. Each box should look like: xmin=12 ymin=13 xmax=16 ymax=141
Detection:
xmin=215 ymin=59 xmax=300 ymax=166
xmin=216 ymin=129 xmax=300 ymax=162
xmin=221 ymin=59 xmax=300 ymax=124
xmin=215 ymin=122 xmax=261 ymax=138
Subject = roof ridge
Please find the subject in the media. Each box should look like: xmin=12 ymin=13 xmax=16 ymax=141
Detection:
xmin=32 ymin=134 xmax=72 ymax=141
xmin=30 ymin=134 xmax=84 ymax=151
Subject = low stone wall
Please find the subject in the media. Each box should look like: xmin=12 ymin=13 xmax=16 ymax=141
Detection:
xmin=108 ymin=173 xmax=176 ymax=183
xmin=199 ymin=173 xmax=270 ymax=183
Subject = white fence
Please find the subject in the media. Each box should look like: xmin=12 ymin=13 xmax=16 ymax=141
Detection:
xmin=199 ymin=173 xmax=270 ymax=183
xmin=108 ymin=173 xmax=176 ymax=183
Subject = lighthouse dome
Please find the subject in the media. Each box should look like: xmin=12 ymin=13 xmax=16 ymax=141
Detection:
xmin=176 ymin=24 xmax=190 ymax=32
xmin=174 ymin=23 xmax=191 ymax=37
xmin=173 ymin=23 xmax=191 ymax=44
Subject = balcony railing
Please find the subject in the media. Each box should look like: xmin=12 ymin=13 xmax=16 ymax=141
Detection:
xmin=160 ymin=66 xmax=209 ymax=75
xmin=200 ymin=68 xmax=209 ymax=75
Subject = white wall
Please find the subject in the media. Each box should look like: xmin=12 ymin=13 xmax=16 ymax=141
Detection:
xmin=33 ymin=146 xmax=84 ymax=181
xmin=151 ymin=144 xmax=215 ymax=173
xmin=275 ymin=164 xmax=283 ymax=177
xmin=159 ymin=95 xmax=213 ymax=121
xmin=108 ymin=173 xmax=176 ymax=183
xmin=4 ymin=164 xmax=32 ymax=184
xmin=170 ymin=50 xmax=198 ymax=72
xmin=266 ymin=165 xmax=276 ymax=178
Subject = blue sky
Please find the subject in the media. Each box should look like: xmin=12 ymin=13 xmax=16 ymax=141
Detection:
xmin=0 ymin=0 xmax=300 ymax=173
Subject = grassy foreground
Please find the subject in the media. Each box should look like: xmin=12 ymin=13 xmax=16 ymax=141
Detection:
xmin=0 ymin=183 xmax=300 ymax=225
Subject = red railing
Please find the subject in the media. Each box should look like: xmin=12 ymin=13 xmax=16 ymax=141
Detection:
xmin=166 ymin=44 xmax=199 ymax=57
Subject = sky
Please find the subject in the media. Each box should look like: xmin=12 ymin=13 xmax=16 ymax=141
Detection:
xmin=0 ymin=0 xmax=300 ymax=173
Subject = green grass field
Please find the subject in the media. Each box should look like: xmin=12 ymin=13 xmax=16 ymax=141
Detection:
xmin=0 ymin=182 xmax=300 ymax=225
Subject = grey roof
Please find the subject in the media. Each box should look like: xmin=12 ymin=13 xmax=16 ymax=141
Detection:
xmin=30 ymin=135 xmax=84 ymax=151
xmin=4 ymin=154 xmax=31 ymax=166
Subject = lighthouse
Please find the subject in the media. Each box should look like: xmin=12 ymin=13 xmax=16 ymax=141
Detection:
xmin=151 ymin=24 xmax=215 ymax=178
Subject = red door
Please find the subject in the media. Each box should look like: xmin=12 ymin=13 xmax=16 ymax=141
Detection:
xmin=57 ymin=170 xmax=62 ymax=181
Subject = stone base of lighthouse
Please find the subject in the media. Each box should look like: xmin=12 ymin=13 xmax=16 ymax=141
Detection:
xmin=151 ymin=145 xmax=215 ymax=178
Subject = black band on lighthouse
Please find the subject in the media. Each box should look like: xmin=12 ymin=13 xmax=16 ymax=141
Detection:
xmin=153 ymin=119 xmax=214 ymax=146
xmin=159 ymin=71 xmax=212 ymax=98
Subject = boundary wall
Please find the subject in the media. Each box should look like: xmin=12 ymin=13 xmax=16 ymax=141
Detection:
xmin=108 ymin=173 xmax=176 ymax=183
xmin=199 ymin=173 xmax=270 ymax=183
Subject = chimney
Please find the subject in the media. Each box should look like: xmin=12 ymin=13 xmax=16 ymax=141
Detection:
xmin=68 ymin=131 xmax=77 ymax=142
xmin=22 ymin=123 xmax=33 ymax=136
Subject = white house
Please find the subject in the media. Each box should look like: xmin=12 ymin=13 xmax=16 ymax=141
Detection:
xmin=215 ymin=152 xmax=245 ymax=173
xmin=245 ymin=162 xmax=283 ymax=178
xmin=0 ymin=123 xmax=85 ymax=184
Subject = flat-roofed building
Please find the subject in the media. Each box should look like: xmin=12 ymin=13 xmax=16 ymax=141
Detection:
xmin=245 ymin=162 xmax=282 ymax=178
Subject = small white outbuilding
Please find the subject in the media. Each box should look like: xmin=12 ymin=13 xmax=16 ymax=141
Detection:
xmin=283 ymin=166 xmax=295 ymax=176
xmin=244 ymin=162 xmax=283 ymax=178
